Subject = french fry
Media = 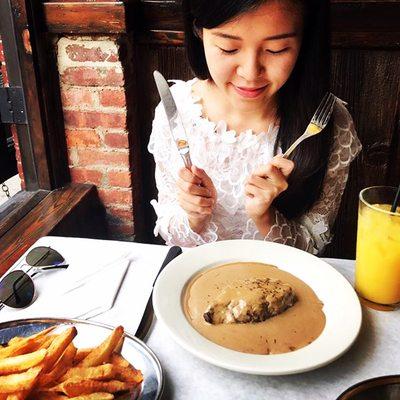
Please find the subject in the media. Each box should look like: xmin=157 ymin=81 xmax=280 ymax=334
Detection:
xmin=110 ymin=353 xmax=129 ymax=368
xmin=113 ymin=365 xmax=143 ymax=385
xmin=5 ymin=337 xmax=23 ymax=347
xmin=6 ymin=391 xmax=29 ymax=400
xmin=37 ymin=335 xmax=55 ymax=351
xmin=77 ymin=327 xmax=124 ymax=368
xmin=38 ymin=343 xmax=76 ymax=387
xmin=113 ymin=335 xmax=124 ymax=355
xmin=68 ymin=394 xmax=114 ymax=400
xmin=0 ymin=366 xmax=41 ymax=393
xmin=60 ymin=364 xmax=115 ymax=383
xmin=0 ymin=325 xmax=141 ymax=400
xmin=0 ymin=327 xmax=56 ymax=360
xmin=32 ymin=392 xmax=68 ymax=400
xmin=73 ymin=349 xmax=92 ymax=366
xmin=40 ymin=327 xmax=77 ymax=373
xmin=51 ymin=379 xmax=130 ymax=396
xmin=0 ymin=349 xmax=46 ymax=375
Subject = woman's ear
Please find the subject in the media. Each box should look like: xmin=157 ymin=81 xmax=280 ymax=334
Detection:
xmin=193 ymin=20 xmax=203 ymax=40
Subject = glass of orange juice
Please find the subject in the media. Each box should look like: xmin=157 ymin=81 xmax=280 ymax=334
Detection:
xmin=355 ymin=186 xmax=400 ymax=305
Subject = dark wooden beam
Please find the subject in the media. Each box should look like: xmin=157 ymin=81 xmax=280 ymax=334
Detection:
xmin=43 ymin=2 xmax=127 ymax=34
xmin=40 ymin=0 xmax=400 ymax=48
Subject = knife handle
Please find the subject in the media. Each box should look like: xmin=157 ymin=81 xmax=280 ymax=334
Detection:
xmin=181 ymin=152 xmax=192 ymax=169
xmin=136 ymin=246 xmax=183 ymax=340
xmin=153 ymin=246 xmax=182 ymax=286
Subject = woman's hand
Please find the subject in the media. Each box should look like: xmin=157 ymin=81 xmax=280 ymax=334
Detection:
xmin=177 ymin=165 xmax=217 ymax=234
xmin=245 ymin=156 xmax=294 ymax=235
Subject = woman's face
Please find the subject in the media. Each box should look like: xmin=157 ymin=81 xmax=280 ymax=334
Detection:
xmin=202 ymin=0 xmax=303 ymax=112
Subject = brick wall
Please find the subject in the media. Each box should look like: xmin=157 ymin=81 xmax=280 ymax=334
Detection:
xmin=0 ymin=36 xmax=24 ymax=188
xmin=57 ymin=36 xmax=134 ymax=241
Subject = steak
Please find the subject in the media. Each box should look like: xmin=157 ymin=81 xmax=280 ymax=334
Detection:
xmin=203 ymin=278 xmax=296 ymax=324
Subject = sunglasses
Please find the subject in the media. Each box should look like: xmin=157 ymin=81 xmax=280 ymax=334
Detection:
xmin=0 ymin=246 xmax=68 ymax=311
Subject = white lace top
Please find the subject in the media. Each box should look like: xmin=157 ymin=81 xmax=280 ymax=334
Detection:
xmin=148 ymin=79 xmax=362 ymax=254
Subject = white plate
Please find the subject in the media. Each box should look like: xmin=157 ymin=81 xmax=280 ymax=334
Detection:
xmin=153 ymin=240 xmax=362 ymax=375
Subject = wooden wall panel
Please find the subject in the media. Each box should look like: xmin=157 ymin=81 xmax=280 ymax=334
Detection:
xmin=326 ymin=50 xmax=400 ymax=257
xmin=133 ymin=44 xmax=191 ymax=243
xmin=130 ymin=11 xmax=400 ymax=258
xmin=35 ymin=0 xmax=400 ymax=257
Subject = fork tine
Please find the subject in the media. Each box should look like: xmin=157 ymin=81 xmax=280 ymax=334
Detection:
xmin=319 ymin=93 xmax=336 ymax=127
xmin=312 ymin=92 xmax=329 ymax=121
xmin=321 ymin=97 xmax=335 ymax=126
xmin=312 ymin=92 xmax=335 ymax=128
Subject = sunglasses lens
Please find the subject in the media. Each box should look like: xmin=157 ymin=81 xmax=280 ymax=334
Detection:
xmin=26 ymin=246 xmax=64 ymax=267
xmin=0 ymin=271 xmax=34 ymax=308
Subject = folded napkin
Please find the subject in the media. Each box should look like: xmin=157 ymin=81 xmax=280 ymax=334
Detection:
xmin=0 ymin=259 xmax=129 ymax=321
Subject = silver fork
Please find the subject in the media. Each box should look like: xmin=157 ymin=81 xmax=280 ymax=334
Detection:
xmin=283 ymin=92 xmax=336 ymax=158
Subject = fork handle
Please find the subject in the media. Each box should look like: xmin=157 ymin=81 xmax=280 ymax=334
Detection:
xmin=282 ymin=132 xmax=308 ymax=159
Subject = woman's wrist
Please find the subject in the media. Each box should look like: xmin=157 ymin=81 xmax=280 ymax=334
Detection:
xmin=251 ymin=209 xmax=274 ymax=236
xmin=188 ymin=214 xmax=211 ymax=234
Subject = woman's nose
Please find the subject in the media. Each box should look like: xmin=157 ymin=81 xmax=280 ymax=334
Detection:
xmin=236 ymin=54 xmax=265 ymax=81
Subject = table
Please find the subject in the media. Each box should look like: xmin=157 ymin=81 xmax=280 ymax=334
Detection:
xmin=4 ymin=237 xmax=400 ymax=399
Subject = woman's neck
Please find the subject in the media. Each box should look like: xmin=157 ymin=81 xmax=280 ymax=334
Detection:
xmin=195 ymin=79 xmax=278 ymax=135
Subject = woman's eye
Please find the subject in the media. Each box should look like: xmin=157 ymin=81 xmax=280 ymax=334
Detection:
xmin=266 ymin=48 xmax=289 ymax=55
xmin=218 ymin=47 xmax=238 ymax=54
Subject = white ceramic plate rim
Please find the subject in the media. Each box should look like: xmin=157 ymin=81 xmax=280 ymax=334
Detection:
xmin=153 ymin=240 xmax=362 ymax=375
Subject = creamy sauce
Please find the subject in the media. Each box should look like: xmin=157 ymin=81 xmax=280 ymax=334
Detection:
xmin=183 ymin=262 xmax=326 ymax=355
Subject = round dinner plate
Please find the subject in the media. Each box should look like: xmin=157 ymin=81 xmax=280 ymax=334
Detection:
xmin=0 ymin=318 xmax=163 ymax=400
xmin=153 ymin=240 xmax=362 ymax=375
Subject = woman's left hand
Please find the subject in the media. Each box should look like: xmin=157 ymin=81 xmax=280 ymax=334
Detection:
xmin=245 ymin=156 xmax=294 ymax=234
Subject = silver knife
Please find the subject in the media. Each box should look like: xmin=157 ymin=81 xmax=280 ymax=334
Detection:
xmin=153 ymin=70 xmax=192 ymax=169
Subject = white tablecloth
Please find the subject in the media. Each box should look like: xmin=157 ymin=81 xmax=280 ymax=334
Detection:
xmin=3 ymin=238 xmax=399 ymax=399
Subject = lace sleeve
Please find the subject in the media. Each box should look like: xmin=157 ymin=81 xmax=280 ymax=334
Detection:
xmin=148 ymin=102 xmax=218 ymax=247
xmin=245 ymin=99 xmax=362 ymax=255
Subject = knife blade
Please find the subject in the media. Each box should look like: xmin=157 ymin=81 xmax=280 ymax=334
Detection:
xmin=153 ymin=70 xmax=192 ymax=169
xmin=135 ymin=246 xmax=182 ymax=340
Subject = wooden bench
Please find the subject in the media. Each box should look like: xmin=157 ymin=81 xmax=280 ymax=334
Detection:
xmin=0 ymin=183 xmax=107 ymax=275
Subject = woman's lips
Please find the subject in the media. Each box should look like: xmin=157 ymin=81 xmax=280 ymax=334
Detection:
xmin=233 ymin=84 xmax=268 ymax=99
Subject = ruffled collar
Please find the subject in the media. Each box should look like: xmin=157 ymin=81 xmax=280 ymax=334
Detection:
xmin=170 ymin=78 xmax=279 ymax=146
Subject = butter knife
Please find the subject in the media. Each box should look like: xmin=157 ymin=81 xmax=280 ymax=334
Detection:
xmin=153 ymin=70 xmax=192 ymax=169
xmin=135 ymin=246 xmax=182 ymax=340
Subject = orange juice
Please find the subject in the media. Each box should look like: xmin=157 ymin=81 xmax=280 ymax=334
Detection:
xmin=355 ymin=203 xmax=400 ymax=304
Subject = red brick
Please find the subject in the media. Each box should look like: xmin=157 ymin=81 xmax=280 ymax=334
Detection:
xmin=104 ymin=132 xmax=129 ymax=149
xmin=64 ymin=110 xmax=126 ymax=129
xmin=16 ymin=162 xmax=24 ymax=182
xmin=99 ymin=89 xmax=126 ymax=107
xmin=11 ymin=126 xmax=18 ymax=143
xmin=108 ymin=170 xmax=132 ymax=188
xmin=98 ymin=188 xmax=133 ymax=207
xmin=106 ymin=207 xmax=133 ymax=222
xmin=66 ymin=129 xmax=101 ymax=147
xmin=77 ymin=149 xmax=129 ymax=167
xmin=1 ymin=64 xmax=8 ymax=85
xmin=66 ymin=44 xmax=118 ymax=62
xmin=61 ymin=87 xmax=97 ymax=107
xmin=70 ymin=167 xmax=103 ymax=185
xmin=61 ymin=67 xmax=124 ymax=86
xmin=0 ymin=41 xmax=4 ymax=63
xmin=108 ymin=222 xmax=135 ymax=236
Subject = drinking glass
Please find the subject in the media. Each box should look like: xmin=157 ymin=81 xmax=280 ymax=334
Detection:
xmin=355 ymin=186 xmax=400 ymax=305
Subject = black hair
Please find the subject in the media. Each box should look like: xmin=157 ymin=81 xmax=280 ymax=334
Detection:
xmin=182 ymin=0 xmax=333 ymax=219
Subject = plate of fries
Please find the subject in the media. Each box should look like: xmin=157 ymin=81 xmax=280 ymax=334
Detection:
xmin=0 ymin=318 xmax=163 ymax=399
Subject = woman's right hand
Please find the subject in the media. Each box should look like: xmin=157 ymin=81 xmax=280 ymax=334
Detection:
xmin=177 ymin=165 xmax=217 ymax=234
